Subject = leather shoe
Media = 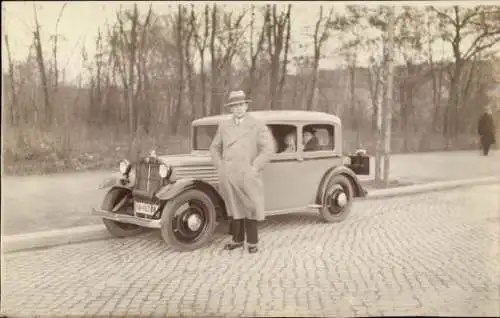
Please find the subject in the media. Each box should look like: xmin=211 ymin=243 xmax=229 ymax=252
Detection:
xmin=248 ymin=246 xmax=258 ymax=254
xmin=224 ymin=243 xmax=243 ymax=250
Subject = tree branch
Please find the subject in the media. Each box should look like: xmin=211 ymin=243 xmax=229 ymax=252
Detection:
xmin=462 ymin=30 xmax=500 ymax=60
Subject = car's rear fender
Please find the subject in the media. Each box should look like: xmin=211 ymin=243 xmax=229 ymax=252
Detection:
xmin=156 ymin=179 xmax=228 ymax=220
xmin=316 ymin=166 xmax=367 ymax=204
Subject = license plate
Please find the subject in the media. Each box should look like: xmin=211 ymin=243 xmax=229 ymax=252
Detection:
xmin=134 ymin=201 xmax=159 ymax=216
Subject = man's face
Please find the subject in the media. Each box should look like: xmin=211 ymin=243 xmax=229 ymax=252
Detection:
xmin=303 ymin=131 xmax=313 ymax=143
xmin=230 ymin=102 xmax=248 ymax=118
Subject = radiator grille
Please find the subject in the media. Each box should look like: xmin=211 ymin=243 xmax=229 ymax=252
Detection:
xmin=135 ymin=157 xmax=163 ymax=194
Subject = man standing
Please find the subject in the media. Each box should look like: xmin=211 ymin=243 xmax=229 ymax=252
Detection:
xmin=210 ymin=90 xmax=274 ymax=254
xmin=477 ymin=107 xmax=496 ymax=156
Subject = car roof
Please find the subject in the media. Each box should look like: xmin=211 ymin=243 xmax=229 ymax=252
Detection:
xmin=192 ymin=110 xmax=341 ymax=126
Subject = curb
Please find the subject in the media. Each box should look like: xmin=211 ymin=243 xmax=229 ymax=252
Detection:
xmin=2 ymin=225 xmax=112 ymax=254
xmin=362 ymin=175 xmax=500 ymax=200
xmin=3 ymin=176 xmax=499 ymax=254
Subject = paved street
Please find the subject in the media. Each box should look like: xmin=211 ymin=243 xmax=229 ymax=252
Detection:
xmin=2 ymin=184 xmax=499 ymax=317
xmin=2 ymin=150 xmax=500 ymax=235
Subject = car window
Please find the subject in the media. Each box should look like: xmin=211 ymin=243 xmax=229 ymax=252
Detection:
xmin=302 ymin=124 xmax=335 ymax=152
xmin=193 ymin=125 xmax=218 ymax=150
xmin=267 ymin=124 xmax=298 ymax=154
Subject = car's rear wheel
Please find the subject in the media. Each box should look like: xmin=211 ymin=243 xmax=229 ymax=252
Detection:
xmin=319 ymin=174 xmax=354 ymax=223
xmin=101 ymin=188 xmax=146 ymax=237
xmin=160 ymin=189 xmax=217 ymax=252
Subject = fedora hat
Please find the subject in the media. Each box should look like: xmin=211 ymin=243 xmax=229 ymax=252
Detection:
xmin=224 ymin=90 xmax=251 ymax=108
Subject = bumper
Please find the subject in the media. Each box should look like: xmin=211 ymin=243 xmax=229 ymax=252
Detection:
xmin=91 ymin=208 xmax=162 ymax=229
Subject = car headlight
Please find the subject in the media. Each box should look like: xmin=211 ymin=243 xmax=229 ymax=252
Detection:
xmin=119 ymin=160 xmax=131 ymax=175
xmin=159 ymin=164 xmax=170 ymax=178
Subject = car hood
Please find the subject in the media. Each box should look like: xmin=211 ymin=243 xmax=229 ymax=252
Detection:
xmin=156 ymin=152 xmax=213 ymax=167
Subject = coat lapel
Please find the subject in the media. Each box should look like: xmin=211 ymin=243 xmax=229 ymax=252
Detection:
xmin=225 ymin=115 xmax=257 ymax=148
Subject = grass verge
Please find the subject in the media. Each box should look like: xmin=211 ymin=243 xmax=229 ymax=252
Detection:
xmin=3 ymin=125 xmax=191 ymax=176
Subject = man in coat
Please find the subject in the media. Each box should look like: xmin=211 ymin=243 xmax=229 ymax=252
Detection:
xmin=210 ymin=90 xmax=275 ymax=254
xmin=303 ymin=128 xmax=320 ymax=151
xmin=477 ymin=106 xmax=496 ymax=156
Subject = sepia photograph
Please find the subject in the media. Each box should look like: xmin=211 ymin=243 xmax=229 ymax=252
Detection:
xmin=1 ymin=1 xmax=499 ymax=317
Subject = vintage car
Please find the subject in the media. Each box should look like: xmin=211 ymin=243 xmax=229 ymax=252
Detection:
xmin=92 ymin=110 xmax=370 ymax=252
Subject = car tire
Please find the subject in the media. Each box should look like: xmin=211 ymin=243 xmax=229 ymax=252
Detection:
xmin=160 ymin=189 xmax=217 ymax=252
xmin=101 ymin=188 xmax=147 ymax=237
xmin=319 ymin=174 xmax=354 ymax=223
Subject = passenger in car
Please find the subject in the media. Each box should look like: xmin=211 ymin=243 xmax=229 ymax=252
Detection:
xmin=282 ymin=133 xmax=296 ymax=153
xmin=303 ymin=129 xmax=320 ymax=151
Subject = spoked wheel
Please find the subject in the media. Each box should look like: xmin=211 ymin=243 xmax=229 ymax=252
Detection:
xmin=161 ymin=189 xmax=217 ymax=251
xmin=319 ymin=175 xmax=354 ymax=223
xmin=101 ymin=188 xmax=147 ymax=237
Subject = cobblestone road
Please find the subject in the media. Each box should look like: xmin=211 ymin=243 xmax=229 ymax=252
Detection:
xmin=2 ymin=184 xmax=499 ymax=317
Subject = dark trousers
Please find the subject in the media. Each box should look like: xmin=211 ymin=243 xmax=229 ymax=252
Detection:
xmin=480 ymin=137 xmax=491 ymax=156
xmin=482 ymin=142 xmax=491 ymax=156
xmin=230 ymin=218 xmax=258 ymax=245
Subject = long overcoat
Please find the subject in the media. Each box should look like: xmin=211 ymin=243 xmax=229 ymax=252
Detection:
xmin=209 ymin=114 xmax=274 ymax=221
xmin=478 ymin=112 xmax=496 ymax=146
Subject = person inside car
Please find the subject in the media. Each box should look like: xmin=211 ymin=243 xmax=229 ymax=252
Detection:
xmin=303 ymin=129 xmax=320 ymax=151
xmin=282 ymin=133 xmax=296 ymax=153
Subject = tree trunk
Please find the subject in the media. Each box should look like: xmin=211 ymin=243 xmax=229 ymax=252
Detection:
xmin=247 ymin=4 xmax=266 ymax=98
xmin=209 ymin=4 xmax=219 ymax=115
xmin=276 ymin=5 xmax=291 ymax=110
xmin=173 ymin=5 xmax=185 ymax=134
xmin=33 ymin=11 xmax=51 ymax=128
xmin=383 ymin=7 xmax=395 ymax=187
xmin=4 ymin=34 xmax=18 ymax=126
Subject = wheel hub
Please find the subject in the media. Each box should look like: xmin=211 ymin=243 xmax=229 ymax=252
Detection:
xmin=186 ymin=213 xmax=202 ymax=231
xmin=335 ymin=192 xmax=348 ymax=207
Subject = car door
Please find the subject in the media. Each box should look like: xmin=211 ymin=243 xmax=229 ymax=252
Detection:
xmin=297 ymin=123 xmax=339 ymax=205
xmin=262 ymin=123 xmax=305 ymax=212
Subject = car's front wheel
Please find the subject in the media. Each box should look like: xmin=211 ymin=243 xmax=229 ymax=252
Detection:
xmin=160 ymin=189 xmax=217 ymax=252
xmin=101 ymin=188 xmax=147 ymax=237
xmin=319 ymin=174 xmax=354 ymax=223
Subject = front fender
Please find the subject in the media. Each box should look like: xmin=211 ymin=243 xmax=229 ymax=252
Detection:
xmin=155 ymin=178 xmax=197 ymax=201
xmin=317 ymin=166 xmax=368 ymax=203
xmin=98 ymin=177 xmax=133 ymax=190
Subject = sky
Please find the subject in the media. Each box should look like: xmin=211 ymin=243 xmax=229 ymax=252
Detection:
xmin=2 ymin=1 xmax=499 ymax=84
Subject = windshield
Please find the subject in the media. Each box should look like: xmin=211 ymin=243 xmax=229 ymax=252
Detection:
xmin=193 ymin=125 xmax=218 ymax=150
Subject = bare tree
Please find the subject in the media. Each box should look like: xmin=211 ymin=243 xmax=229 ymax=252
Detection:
xmin=171 ymin=4 xmax=189 ymax=134
xmin=246 ymin=4 xmax=267 ymax=98
xmin=136 ymin=7 xmax=154 ymax=133
xmin=430 ymin=5 xmax=500 ymax=146
xmin=191 ymin=4 xmax=210 ymax=117
xmin=113 ymin=3 xmax=153 ymax=135
xmin=265 ymin=4 xmax=292 ymax=110
xmin=115 ymin=4 xmax=139 ymax=134
xmin=182 ymin=9 xmax=196 ymax=118
xmin=32 ymin=3 xmax=51 ymax=127
xmin=209 ymin=4 xmax=218 ymax=116
xmin=394 ymin=6 xmax=428 ymax=152
xmin=210 ymin=5 xmax=247 ymax=115
xmin=4 ymin=34 xmax=18 ymax=125
xmin=51 ymin=3 xmax=67 ymax=93
xmin=277 ymin=5 xmax=292 ymax=110
xmin=305 ymin=5 xmax=335 ymax=110
xmin=383 ymin=6 xmax=396 ymax=187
